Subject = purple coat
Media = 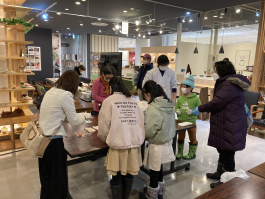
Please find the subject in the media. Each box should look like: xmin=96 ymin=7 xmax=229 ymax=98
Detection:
xmin=198 ymin=74 xmax=251 ymax=152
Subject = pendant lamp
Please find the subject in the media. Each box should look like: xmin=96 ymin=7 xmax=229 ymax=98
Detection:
xmin=219 ymin=26 xmax=225 ymax=54
xmin=194 ymin=32 xmax=198 ymax=54
xmin=175 ymin=47 xmax=179 ymax=54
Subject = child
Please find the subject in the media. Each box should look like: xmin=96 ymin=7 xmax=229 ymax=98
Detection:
xmin=139 ymin=80 xmax=176 ymax=199
xmin=175 ymin=75 xmax=201 ymax=160
xmin=98 ymin=77 xmax=145 ymax=199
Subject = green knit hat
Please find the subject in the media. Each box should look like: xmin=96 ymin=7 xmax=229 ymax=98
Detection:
xmin=181 ymin=75 xmax=195 ymax=89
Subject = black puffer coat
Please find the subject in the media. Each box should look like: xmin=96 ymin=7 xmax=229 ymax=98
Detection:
xmin=198 ymin=74 xmax=251 ymax=151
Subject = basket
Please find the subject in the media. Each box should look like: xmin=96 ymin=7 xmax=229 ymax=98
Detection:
xmin=21 ymin=98 xmax=29 ymax=103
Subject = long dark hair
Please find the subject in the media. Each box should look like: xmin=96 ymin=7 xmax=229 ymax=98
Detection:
xmin=214 ymin=61 xmax=236 ymax=78
xmin=54 ymin=70 xmax=79 ymax=95
xmin=142 ymin=80 xmax=169 ymax=104
xmin=109 ymin=76 xmax=132 ymax=97
xmin=103 ymin=65 xmax=116 ymax=75
xmin=74 ymin=65 xmax=86 ymax=71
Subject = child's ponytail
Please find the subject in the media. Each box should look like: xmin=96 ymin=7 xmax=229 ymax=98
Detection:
xmin=142 ymin=80 xmax=170 ymax=103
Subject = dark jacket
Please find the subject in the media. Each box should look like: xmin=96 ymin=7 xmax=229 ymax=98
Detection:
xmin=74 ymin=68 xmax=91 ymax=86
xmin=137 ymin=63 xmax=153 ymax=90
xmin=198 ymin=74 xmax=251 ymax=152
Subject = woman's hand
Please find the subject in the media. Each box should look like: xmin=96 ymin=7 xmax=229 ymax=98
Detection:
xmin=191 ymin=107 xmax=201 ymax=116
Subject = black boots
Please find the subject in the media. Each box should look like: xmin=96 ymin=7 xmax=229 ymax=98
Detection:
xmin=206 ymin=162 xmax=224 ymax=180
xmin=123 ymin=177 xmax=134 ymax=199
xmin=110 ymin=182 xmax=122 ymax=199
xmin=110 ymin=177 xmax=134 ymax=199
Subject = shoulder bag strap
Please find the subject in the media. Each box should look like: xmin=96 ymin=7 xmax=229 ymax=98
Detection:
xmin=51 ymin=125 xmax=62 ymax=138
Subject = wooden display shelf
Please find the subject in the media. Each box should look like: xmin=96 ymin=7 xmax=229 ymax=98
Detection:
xmin=0 ymin=56 xmax=34 ymax=60
xmin=0 ymin=72 xmax=35 ymax=76
xmin=237 ymin=70 xmax=253 ymax=72
xmin=0 ymin=87 xmax=35 ymax=92
xmin=0 ymin=39 xmax=33 ymax=44
xmin=0 ymin=101 xmax=33 ymax=108
xmin=4 ymin=24 xmax=27 ymax=31
xmin=2 ymin=5 xmax=31 ymax=18
xmin=0 ymin=118 xmax=12 ymax=126
xmin=259 ymin=85 xmax=265 ymax=88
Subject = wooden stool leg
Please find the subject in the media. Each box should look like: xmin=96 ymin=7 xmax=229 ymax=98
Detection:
xmin=10 ymin=124 xmax=15 ymax=149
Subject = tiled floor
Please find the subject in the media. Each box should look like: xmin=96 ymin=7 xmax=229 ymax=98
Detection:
xmin=1 ymin=119 xmax=265 ymax=199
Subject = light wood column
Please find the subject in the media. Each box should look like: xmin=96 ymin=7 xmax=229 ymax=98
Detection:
xmin=251 ymin=2 xmax=265 ymax=91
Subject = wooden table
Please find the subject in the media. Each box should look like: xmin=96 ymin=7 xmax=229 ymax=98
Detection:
xmin=140 ymin=120 xmax=196 ymax=176
xmin=249 ymin=162 xmax=265 ymax=179
xmin=75 ymin=99 xmax=94 ymax=113
xmin=196 ymin=172 xmax=265 ymax=199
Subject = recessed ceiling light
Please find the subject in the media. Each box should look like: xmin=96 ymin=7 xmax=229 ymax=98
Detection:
xmin=135 ymin=20 xmax=139 ymax=25
xmin=80 ymin=24 xmax=83 ymax=26
xmin=115 ymin=24 xmax=120 ymax=29
xmin=82 ymin=0 xmax=86 ymax=1
xmin=123 ymin=10 xmax=127 ymax=13
xmin=148 ymin=32 xmax=151 ymax=35
xmin=159 ymin=30 xmax=163 ymax=34
xmin=233 ymin=41 xmax=235 ymax=42
xmin=186 ymin=12 xmax=190 ymax=15
xmin=44 ymin=19 xmax=48 ymax=21
xmin=91 ymin=22 xmax=108 ymax=26
xmin=99 ymin=30 xmax=101 ymax=32
xmin=220 ymin=16 xmax=223 ymax=18
xmin=65 ymin=8 xmax=69 ymax=10
xmin=130 ymin=8 xmax=134 ymax=10
xmin=56 ymin=31 xmax=59 ymax=33
xmin=143 ymin=35 xmax=146 ymax=38
xmin=67 ymin=28 xmax=70 ymax=29
xmin=57 ymin=12 xmax=61 ymax=15
xmin=35 ymin=24 xmax=38 ymax=26
xmin=98 ymin=18 xmax=101 ymax=21
xmin=244 ymin=24 xmax=247 ymax=26
xmin=75 ymin=2 xmax=81 ymax=5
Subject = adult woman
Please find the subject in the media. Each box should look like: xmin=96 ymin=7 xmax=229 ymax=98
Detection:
xmin=92 ymin=65 xmax=115 ymax=116
xmin=193 ymin=61 xmax=251 ymax=189
xmin=74 ymin=65 xmax=91 ymax=86
xmin=38 ymin=70 xmax=90 ymax=199
xmin=98 ymin=76 xmax=145 ymax=199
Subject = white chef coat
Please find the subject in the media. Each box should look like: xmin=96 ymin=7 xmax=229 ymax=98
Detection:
xmin=142 ymin=67 xmax=178 ymax=99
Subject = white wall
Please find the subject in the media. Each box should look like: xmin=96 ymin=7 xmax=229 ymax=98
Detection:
xmin=217 ymin=43 xmax=256 ymax=70
xmin=176 ymin=42 xmax=257 ymax=75
xmin=150 ymin=35 xmax=163 ymax=47
xmin=177 ymin=42 xmax=210 ymax=75
xmin=118 ymin=50 xmax=129 ymax=66
xmin=135 ymin=39 xmax=149 ymax=66
xmin=163 ymin=34 xmax=177 ymax=46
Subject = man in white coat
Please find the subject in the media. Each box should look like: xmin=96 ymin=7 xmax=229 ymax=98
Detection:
xmin=143 ymin=55 xmax=177 ymax=104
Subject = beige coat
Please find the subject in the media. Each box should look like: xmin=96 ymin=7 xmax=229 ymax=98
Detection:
xmin=98 ymin=92 xmax=145 ymax=149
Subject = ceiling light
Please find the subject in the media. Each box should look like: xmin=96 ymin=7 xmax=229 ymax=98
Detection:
xmin=143 ymin=35 xmax=146 ymax=38
xmin=99 ymin=30 xmax=101 ymax=32
xmin=256 ymin=11 xmax=260 ymax=17
xmin=69 ymin=34 xmax=71 ymax=35
xmin=146 ymin=21 xmax=149 ymax=24
xmin=44 ymin=19 xmax=48 ymax=21
xmin=130 ymin=8 xmax=134 ymax=10
xmin=35 ymin=24 xmax=38 ymax=26
xmin=244 ymin=24 xmax=247 ymax=27
xmin=235 ymin=7 xmax=241 ymax=13
xmin=213 ymin=11 xmax=218 ymax=17
xmin=186 ymin=12 xmax=190 ymax=15
xmin=123 ymin=10 xmax=127 ymax=13
xmin=221 ymin=13 xmax=224 ymax=15
xmin=135 ymin=20 xmax=140 ymax=25
xmin=57 ymin=12 xmax=61 ymax=15
xmin=159 ymin=30 xmax=163 ymax=34
xmin=98 ymin=18 xmax=101 ymax=21
xmin=148 ymin=31 xmax=151 ymax=35
xmin=182 ymin=17 xmax=186 ymax=23
xmin=120 ymin=30 xmax=122 ymax=33
xmin=255 ymin=19 xmax=259 ymax=23
xmin=82 ymin=0 xmax=86 ymax=1
xmin=189 ymin=18 xmax=193 ymax=22
xmin=80 ymin=24 xmax=83 ymax=26
xmin=73 ymin=35 xmax=75 ymax=39
xmin=134 ymin=36 xmax=135 ymax=37
xmin=56 ymin=31 xmax=59 ymax=33
xmin=42 ymin=12 xmax=48 ymax=19
xmin=115 ymin=24 xmax=120 ymax=29
xmin=65 ymin=8 xmax=69 ymax=10
xmin=67 ymin=28 xmax=70 ymax=30
xmin=236 ymin=24 xmax=238 ymax=27
xmin=138 ymin=33 xmax=141 ymax=37
xmin=164 ymin=23 xmax=166 ymax=25
xmin=75 ymin=1 xmax=81 ymax=5
xmin=220 ymin=16 xmax=223 ymax=18
xmin=222 ymin=26 xmax=224 ymax=30
xmin=112 ymin=28 xmax=115 ymax=30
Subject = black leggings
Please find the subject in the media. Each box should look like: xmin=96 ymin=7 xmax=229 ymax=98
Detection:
xmin=112 ymin=172 xmax=133 ymax=186
xmin=217 ymin=149 xmax=235 ymax=172
xmin=150 ymin=165 xmax=163 ymax=188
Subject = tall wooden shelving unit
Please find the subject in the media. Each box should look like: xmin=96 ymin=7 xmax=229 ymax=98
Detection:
xmin=0 ymin=0 xmax=35 ymax=151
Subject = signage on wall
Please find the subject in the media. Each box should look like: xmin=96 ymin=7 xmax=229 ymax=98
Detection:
xmin=122 ymin=21 xmax=128 ymax=34
xmin=61 ymin=43 xmax=70 ymax=47
xmin=26 ymin=46 xmax=41 ymax=71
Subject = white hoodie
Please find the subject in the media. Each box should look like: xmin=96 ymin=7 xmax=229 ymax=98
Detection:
xmin=98 ymin=92 xmax=145 ymax=149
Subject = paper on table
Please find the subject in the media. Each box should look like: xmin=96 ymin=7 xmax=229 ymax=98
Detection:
xmin=178 ymin=122 xmax=193 ymax=127
xmin=92 ymin=126 xmax=98 ymax=130
xmin=84 ymin=128 xmax=96 ymax=133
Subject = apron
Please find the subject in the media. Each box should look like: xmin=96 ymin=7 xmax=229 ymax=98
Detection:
xmin=143 ymin=140 xmax=175 ymax=171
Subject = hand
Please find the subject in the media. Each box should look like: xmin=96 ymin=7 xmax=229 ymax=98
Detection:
xmin=191 ymin=107 xmax=201 ymax=116
xmin=186 ymin=109 xmax=192 ymax=115
xmin=79 ymin=113 xmax=92 ymax=120
xmin=176 ymin=109 xmax=181 ymax=115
